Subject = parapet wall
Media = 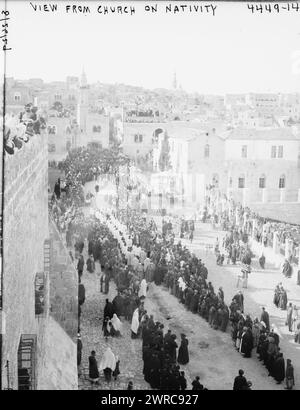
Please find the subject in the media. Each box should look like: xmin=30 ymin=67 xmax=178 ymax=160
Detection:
xmin=49 ymin=219 xmax=78 ymax=341
xmin=2 ymin=134 xmax=78 ymax=390
xmin=2 ymin=134 xmax=49 ymax=389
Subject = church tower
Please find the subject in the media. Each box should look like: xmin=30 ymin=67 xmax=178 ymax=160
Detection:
xmin=77 ymin=68 xmax=89 ymax=134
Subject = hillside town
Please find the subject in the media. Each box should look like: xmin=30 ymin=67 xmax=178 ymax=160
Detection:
xmin=1 ymin=69 xmax=300 ymax=391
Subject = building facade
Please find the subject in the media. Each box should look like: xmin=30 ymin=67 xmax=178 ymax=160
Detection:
xmin=223 ymin=127 xmax=300 ymax=205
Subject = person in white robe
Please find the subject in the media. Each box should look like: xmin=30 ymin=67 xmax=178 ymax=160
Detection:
xmin=131 ymin=307 xmax=140 ymax=339
xmin=143 ymin=256 xmax=151 ymax=273
xmin=111 ymin=313 xmax=122 ymax=336
xmin=138 ymin=279 xmax=147 ymax=298
xmin=98 ymin=347 xmax=117 ymax=382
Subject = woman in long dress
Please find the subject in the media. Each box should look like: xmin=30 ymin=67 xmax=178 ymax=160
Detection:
xmin=98 ymin=347 xmax=117 ymax=382
xmin=88 ymin=350 xmax=99 ymax=384
xmin=131 ymin=307 xmax=140 ymax=339
xmin=177 ymin=334 xmax=189 ymax=365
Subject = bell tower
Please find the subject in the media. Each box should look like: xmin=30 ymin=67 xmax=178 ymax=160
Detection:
xmin=77 ymin=68 xmax=89 ymax=133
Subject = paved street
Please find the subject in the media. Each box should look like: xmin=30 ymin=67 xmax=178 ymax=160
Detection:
xmin=176 ymin=222 xmax=300 ymax=390
xmin=78 ymin=215 xmax=300 ymax=390
xmin=78 ymin=262 xmax=150 ymax=390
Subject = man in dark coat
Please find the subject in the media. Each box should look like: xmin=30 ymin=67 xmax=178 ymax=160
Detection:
xmin=77 ymin=334 xmax=83 ymax=367
xmin=260 ymin=307 xmax=270 ymax=331
xmin=177 ymin=334 xmax=189 ymax=365
xmin=166 ymin=334 xmax=178 ymax=363
xmin=104 ymin=274 xmax=110 ymax=294
xmin=259 ymin=254 xmax=266 ymax=269
xmin=240 ymin=328 xmax=253 ymax=358
xmin=233 ymin=291 xmax=244 ymax=313
xmin=282 ymin=260 xmax=292 ymax=278
xmin=179 ymin=371 xmax=187 ymax=390
xmin=112 ymin=292 xmax=125 ymax=317
xmin=220 ymin=305 xmax=229 ymax=332
xmin=88 ymin=351 xmax=99 ymax=384
xmin=148 ymin=352 xmax=161 ymax=388
xmin=77 ymin=254 xmax=84 ymax=279
xmin=78 ymin=282 xmax=85 ymax=306
xmin=185 ymin=287 xmax=193 ymax=310
xmin=54 ymin=178 xmax=61 ymax=199
xmin=273 ymin=353 xmax=285 ymax=384
xmin=192 ymin=376 xmax=203 ymax=390
xmin=103 ymin=299 xmax=114 ymax=319
xmin=233 ymin=369 xmax=248 ymax=390
xmin=189 ymin=290 xmax=199 ymax=313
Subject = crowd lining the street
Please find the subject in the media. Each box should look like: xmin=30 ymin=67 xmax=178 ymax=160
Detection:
xmin=48 ymin=148 xmax=300 ymax=390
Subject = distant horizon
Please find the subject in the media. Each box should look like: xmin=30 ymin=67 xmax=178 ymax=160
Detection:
xmin=4 ymin=1 xmax=300 ymax=95
xmin=5 ymin=76 xmax=300 ymax=97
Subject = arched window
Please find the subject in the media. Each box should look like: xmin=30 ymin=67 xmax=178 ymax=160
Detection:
xmin=279 ymin=175 xmax=285 ymax=189
xmin=238 ymin=174 xmax=245 ymax=189
xmin=204 ymin=144 xmax=210 ymax=158
xmin=259 ymin=174 xmax=266 ymax=189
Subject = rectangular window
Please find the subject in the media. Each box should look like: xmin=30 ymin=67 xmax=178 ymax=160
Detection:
xmin=259 ymin=178 xmax=265 ymax=189
xmin=134 ymin=134 xmax=138 ymax=143
xmin=35 ymin=272 xmax=45 ymax=316
xmin=278 ymin=145 xmax=283 ymax=158
xmin=93 ymin=125 xmax=101 ymax=133
xmin=279 ymin=177 xmax=285 ymax=189
xmin=271 ymin=145 xmax=276 ymax=158
xmin=139 ymin=134 xmax=143 ymax=143
xmin=14 ymin=93 xmax=21 ymax=102
xmin=238 ymin=177 xmax=245 ymax=188
xmin=18 ymin=335 xmax=37 ymax=390
xmin=204 ymin=145 xmax=210 ymax=158
xmin=241 ymin=145 xmax=247 ymax=158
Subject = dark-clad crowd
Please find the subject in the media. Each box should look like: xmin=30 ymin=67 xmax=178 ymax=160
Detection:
xmin=48 ymin=149 xmax=299 ymax=391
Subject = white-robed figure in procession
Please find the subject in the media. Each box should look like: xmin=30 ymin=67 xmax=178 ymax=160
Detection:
xmin=131 ymin=307 xmax=140 ymax=339
xmin=178 ymin=276 xmax=187 ymax=302
xmin=110 ymin=313 xmax=122 ymax=337
xmin=138 ymin=278 xmax=147 ymax=298
xmin=98 ymin=347 xmax=117 ymax=382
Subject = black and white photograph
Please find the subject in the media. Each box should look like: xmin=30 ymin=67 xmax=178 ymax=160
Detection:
xmin=1 ymin=0 xmax=300 ymax=394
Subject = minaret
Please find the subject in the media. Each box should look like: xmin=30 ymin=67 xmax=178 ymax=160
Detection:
xmin=77 ymin=68 xmax=89 ymax=133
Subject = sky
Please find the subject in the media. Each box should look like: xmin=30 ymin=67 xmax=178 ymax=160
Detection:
xmin=3 ymin=1 xmax=300 ymax=94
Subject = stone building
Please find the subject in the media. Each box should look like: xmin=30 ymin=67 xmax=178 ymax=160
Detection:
xmin=1 ymin=129 xmax=78 ymax=389
xmin=223 ymin=127 xmax=300 ymax=206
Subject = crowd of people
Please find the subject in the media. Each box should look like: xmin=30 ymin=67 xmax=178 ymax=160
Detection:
xmin=205 ymin=188 xmax=300 ymax=266
xmin=3 ymin=103 xmax=47 ymax=155
xmin=112 ymin=207 xmax=298 ymax=390
xmin=49 ymin=149 xmax=300 ymax=391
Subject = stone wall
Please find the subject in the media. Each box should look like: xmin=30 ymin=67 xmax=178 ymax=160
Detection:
xmin=2 ymin=134 xmax=49 ymax=389
xmin=49 ymin=220 xmax=78 ymax=341
xmin=2 ymin=134 xmax=78 ymax=390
